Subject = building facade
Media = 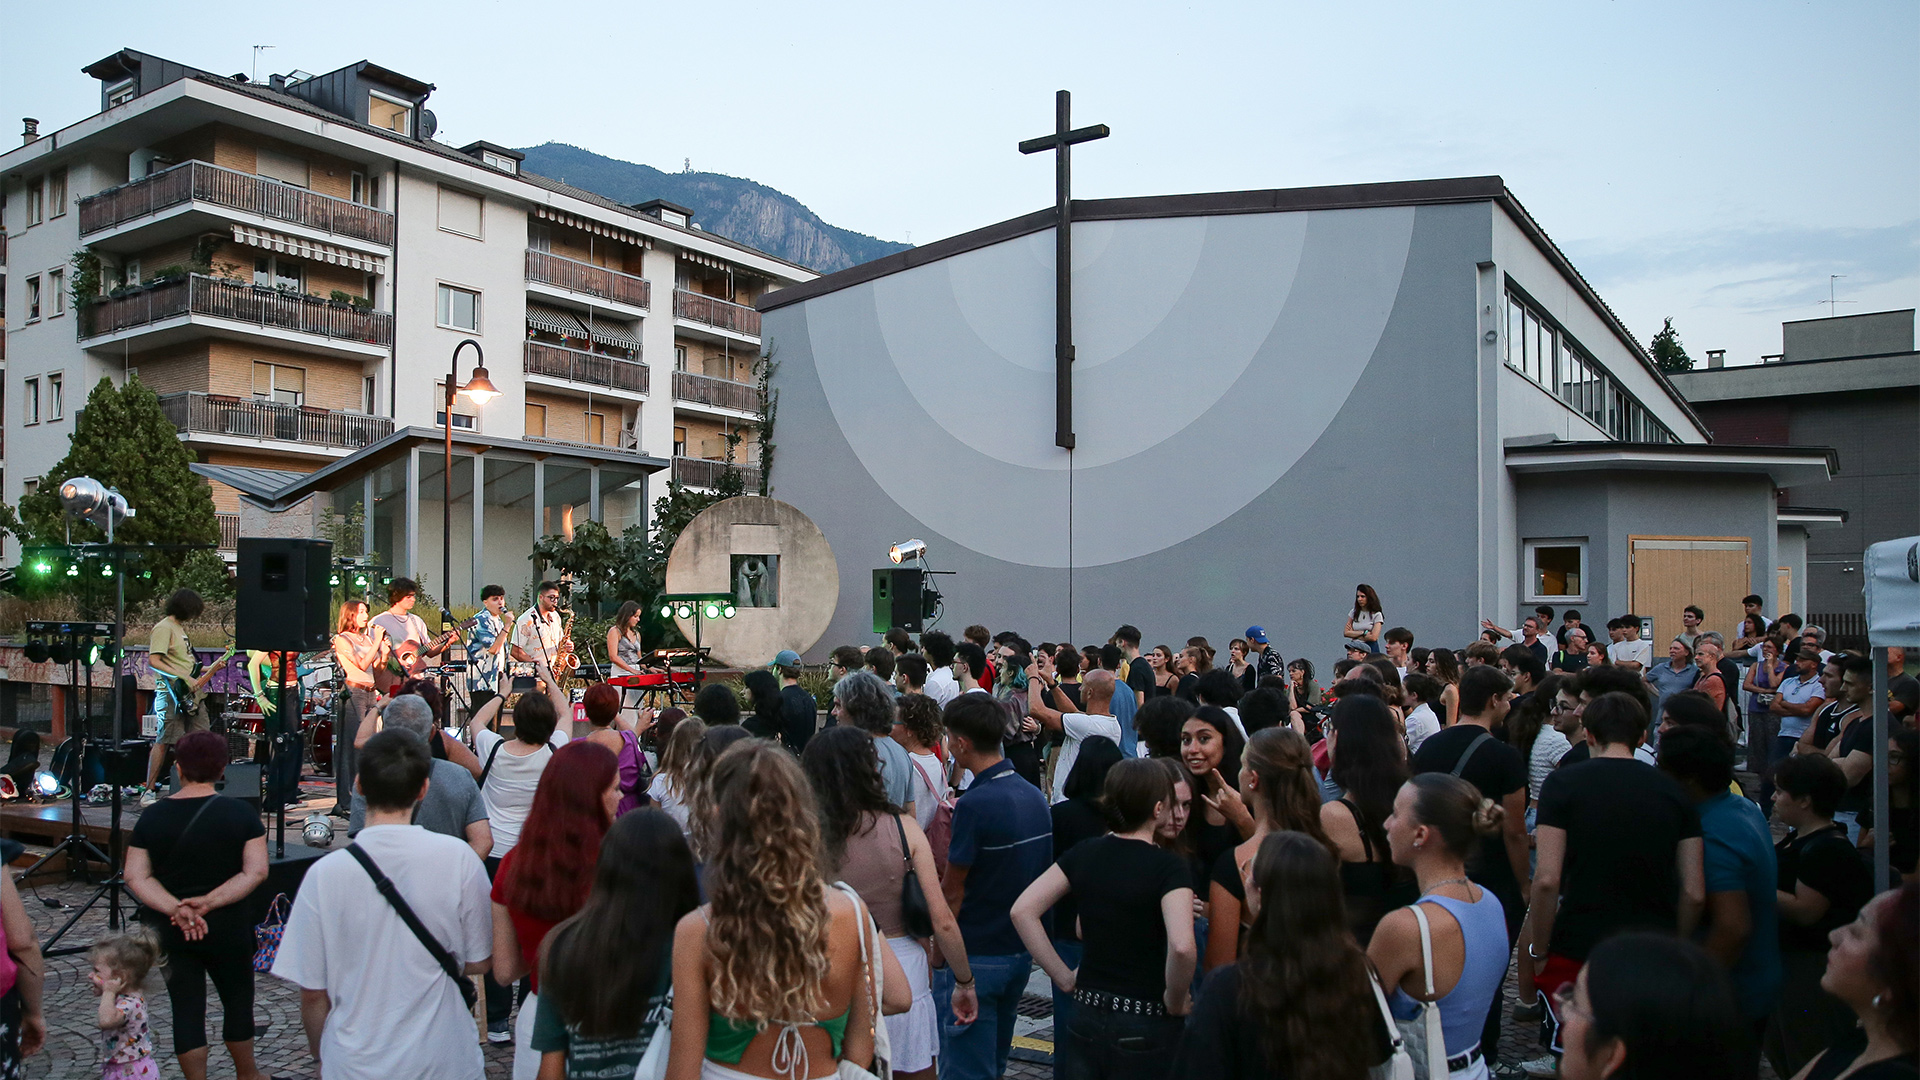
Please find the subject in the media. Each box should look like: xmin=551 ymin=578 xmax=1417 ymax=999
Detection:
xmin=0 ymin=49 xmax=806 ymax=603
xmin=1671 ymin=309 xmax=1919 ymax=624
xmin=759 ymin=178 xmax=1835 ymax=662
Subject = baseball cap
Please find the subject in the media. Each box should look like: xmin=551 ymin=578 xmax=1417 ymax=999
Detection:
xmin=771 ymin=649 xmax=802 ymax=668
xmin=1246 ymin=626 xmax=1269 ymax=644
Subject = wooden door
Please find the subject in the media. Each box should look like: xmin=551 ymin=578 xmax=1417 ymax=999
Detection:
xmin=1776 ymin=567 xmax=1793 ymax=620
xmin=1629 ymin=537 xmax=1752 ymax=647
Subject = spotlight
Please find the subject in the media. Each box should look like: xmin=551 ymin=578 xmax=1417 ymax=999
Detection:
xmin=703 ymin=602 xmax=721 ymax=620
xmin=59 ymin=476 xmax=134 ymax=531
xmin=302 ymin=814 xmax=334 ymax=847
xmin=65 ymin=564 xmax=79 ymax=577
xmin=30 ymin=558 xmax=51 ymax=576
xmin=100 ymin=562 xmax=114 ymax=577
xmin=659 ymin=604 xmax=674 ymax=620
xmin=889 ymin=539 xmax=927 ymax=565
xmin=674 ymin=603 xmax=694 ymax=621
xmin=33 ymin=771 xmax=60 ymax=798
xmin=721 ymin=604 xmax=737 ymax=619
xmin=23 ymin=635 xmax=50 ymax=664
xmin=48 ymin=641 xmax=74 ymax=664
xmin=329 ymin=572 xmax=341 ymax=587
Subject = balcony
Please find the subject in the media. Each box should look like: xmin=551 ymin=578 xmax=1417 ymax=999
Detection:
xmin=158 ymin=391 xmax=395 ymax=453
xmin=525 ymin=250 xmax=651 ymax=311
xmin=524 ymin=341 xmax=649 ymax=395
xmin=80 ymin=274 xmax=393 ymax=357
xmin=216 ymin=513 xmax=241 ymax=551
xmin=673 ymin=289 xmax=761 ymax=339
xmin=672 ymin=370 xmax=760 ymax=415
xmin=673 ymin=455 xmax=762 ymax=491
xmin=78 ymin=161 xmax=394 ymax=247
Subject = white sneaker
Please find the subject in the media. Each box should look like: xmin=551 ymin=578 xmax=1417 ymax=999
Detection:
xmin=138 ymin=789 xmax=159 ymax=807
xmin=1519 ymin=1053 xmax=1560 ymax=1078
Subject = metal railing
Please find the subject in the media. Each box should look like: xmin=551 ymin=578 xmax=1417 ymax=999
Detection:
xmin=673 ymin=288 xmax=761 ymax=337
xmin=1807 ymin=613 xmax=1868 ymax=656
xmin=80 ymin=274 xmax=394 ymax=347
xmin=158 ymin=391 xmax=395 ymax=450
xmin=216 ymin=513 xmax=241 ymax=551
xmin=78 ymin=160 xmax=395 ymax=245
xmin=525 ymin=250 xmax=651 ymax=309
xmin=673 ymin=455 xmax=762 ymax=491
xmin=524 ymin=341 xmax=649 ymax=394
xmin=672 ymin=370 xmax=760 ymax=413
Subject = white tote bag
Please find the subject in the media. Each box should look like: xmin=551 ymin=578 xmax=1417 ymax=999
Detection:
xmin=1391 ymin=904 xmax=1450 ymax=1080
xmin=833 ymin=882 xmax=891 ymax=1080
xmin=632 ymin=989 xmax=673 ymax=1080
xmin=1367 ymin=969 xmax=1416 ymax=1080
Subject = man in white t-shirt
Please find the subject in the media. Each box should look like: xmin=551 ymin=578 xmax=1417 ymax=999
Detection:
xmin=1607 ymin=616 xmax=1653 ymax=672
xmin=510 ymin=581 xmax=568 ymax=689
xmin=274 ymin=730 xmax=491 ymax=1080
xmin=921 ymin=630 xmax=960 ymax=706
xmin=1037 ymin=670 xmax=1123 ymax=803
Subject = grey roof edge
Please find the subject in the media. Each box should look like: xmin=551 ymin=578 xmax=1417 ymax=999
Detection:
xmin=190 ymin=463 xmax=307 ymax=498
xmin=1777 ymin=505 xmax=1849 ymax=522
xmin=1501 ymin=439 xmax=1840 ymax=475
xmin=758 ymin=175 xmax=1507 ymax=313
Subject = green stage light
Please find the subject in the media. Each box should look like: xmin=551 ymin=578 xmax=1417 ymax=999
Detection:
xmin=330 ymin=572 xmax=341 ymax=587
xmin=354 ymin=574 xmax=369 ymax=588
xmin=703 ymin=602 xmax=720 ymax=620
xmin=65 ymin=564 xmax=79 ymax=578
xmin=30 ymin=559 xmax=51 ymax=576
xmin=721 ymin=604 xmax=737 ymax=619
xmin=660 ymin=604 xmax=675 ymax=619
xmin=674 ymin=603 xmax=694 ymax=621
xmin=101 ymin=563 xmax=114 ymax=577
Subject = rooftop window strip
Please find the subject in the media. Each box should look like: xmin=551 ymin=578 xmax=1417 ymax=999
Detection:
xmin=1503 ymin=283 xmax=1676 ymax=443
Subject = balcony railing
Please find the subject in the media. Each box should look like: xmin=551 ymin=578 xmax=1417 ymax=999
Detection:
xmin=80 ymin=275 xmax=394 ymax=348
xmin=672 ymin=370 xmax=760 ymax=414
xmin=158 ymin=391 xmax=395 ymax=451
xmin=216 ymin=513 xmax=241 ymax=551
xmin=673 ymin=289 xmax=761 ymax=337
xmin=78 ymin=160 xmax=395 ymax=245
xmin=524 ymin=342 xmax=649 ymax=394
xmin=525 ymin=250 xmax=651 ymax=309
xmin=673 ymin=455 xmax=762 ymax=491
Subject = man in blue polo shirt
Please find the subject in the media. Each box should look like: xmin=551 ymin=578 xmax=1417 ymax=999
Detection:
xmin=934 ymin=692 xmax=1052 ymax=1080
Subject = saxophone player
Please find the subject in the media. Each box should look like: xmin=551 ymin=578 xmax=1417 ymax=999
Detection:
xmin=510 ymin=580 xmax=570 ymax=696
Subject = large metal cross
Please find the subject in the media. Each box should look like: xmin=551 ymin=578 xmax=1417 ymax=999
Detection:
xmin=1020 ymin=90 xmax=1108 ymax=450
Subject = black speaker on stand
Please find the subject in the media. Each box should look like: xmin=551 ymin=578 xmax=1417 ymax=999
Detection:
xmin=872 ymin=568 xmax=925 ymax=634
xmin=236 ymin=538 xmax=332 ymax=857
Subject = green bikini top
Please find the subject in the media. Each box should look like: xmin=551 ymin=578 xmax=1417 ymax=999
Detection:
xmin=705 ymin=1006 xmax=851 ymax=1065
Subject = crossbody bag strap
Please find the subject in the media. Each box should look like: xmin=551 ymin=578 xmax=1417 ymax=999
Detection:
xmin=1409 ymin=903 xmax=1448 ymax=1080
xmin=832 ymin=882 xmax=883 ymax=1067
xmin=477 ymin=741 xmax=504 ymax=788
xmin=909 ymin=756 xmax=950 ymax=808
xmin=346 ymin=843 xmax=478 ymax=1010
xmin=1451 ymin=731 xmax=1494 ymax=777
xmin=1366 ymin=964 xmax=1407 ymax=1057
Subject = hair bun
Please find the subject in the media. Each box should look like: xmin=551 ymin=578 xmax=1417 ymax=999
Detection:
xmin=1472 ymin=796 xmax=1505 ymax=836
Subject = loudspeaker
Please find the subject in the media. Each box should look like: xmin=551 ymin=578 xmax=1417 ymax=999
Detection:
xmin=237 ymin=538 xmax=334 ymax=652
xmin=872 ymin=567 xmax=924 ymax=634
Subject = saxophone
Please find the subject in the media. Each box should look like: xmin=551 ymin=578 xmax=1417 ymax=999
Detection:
xmin=552 ymin=607 xmax=579 ymax=676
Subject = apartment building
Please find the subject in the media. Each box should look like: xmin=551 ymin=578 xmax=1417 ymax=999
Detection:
xmin=0 ymin=49 xmax=805 ymax=600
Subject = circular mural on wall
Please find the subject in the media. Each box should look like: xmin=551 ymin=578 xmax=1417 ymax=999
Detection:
xmin=663 ymin=496 xmax=839 ymax=668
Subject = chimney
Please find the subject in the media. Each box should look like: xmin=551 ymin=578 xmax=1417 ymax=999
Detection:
xmin=1706 ymin=349 xmax=1725 ymax=369
xmin=269 ymin=73 xmax=287 ymax=91
xmin=21 ymin=117 xmax=39 ymax=144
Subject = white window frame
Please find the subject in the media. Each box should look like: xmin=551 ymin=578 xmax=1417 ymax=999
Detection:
xmin=436 ymin=283 xmax=480 ymax=332
xmin=362 ymin=374 xmax=378 ymax=414
xmin=25 ymin=275 xmax=41 ymax=321
xmin=48 ymin=373 xmax=63 ymax=421
xmin=252 ymin=361 xmax=306 ymax=406
xmin=1524 ymin=538 xmax=1588 ymax=604
xmin=48 ymin=268 xmax=65 ymax=316
xmin=368 ymin=90 xmax=414 ymax=136
xmin=350 ymin=171 xmax=368 ymax=205
xmin=25 ymin=177 xmax=43 ymax=226
xmin=22 ymin=377 xmax=40 ymax=425
xmin=47 ymin=168 xmax=66 ymax=218
xmin=106 ymin=79 xmax=137 ymax=107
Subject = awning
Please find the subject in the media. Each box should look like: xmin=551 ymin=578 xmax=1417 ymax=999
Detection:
xmin=581 ymin=317 xmax=641 ymax=351
xmin=525 ymin=303 xmax=588 ymax=339
xmin=532 ymin=206 xmax=649 ymax=250
xmin=230 ymin=225 xmax=386 ymax=273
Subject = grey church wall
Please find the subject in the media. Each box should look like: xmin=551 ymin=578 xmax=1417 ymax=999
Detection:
xmin=764 ymin=201 xmax=1495 ymax=668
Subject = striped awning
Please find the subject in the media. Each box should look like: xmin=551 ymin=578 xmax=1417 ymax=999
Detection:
xmin=526 ymin=303 xmax=588 ymax=338
xmin=230 ymin=225 xmax=386 ymax=273
xmin=532 ymin=206 xmax=649 ymax=250
xmin=582 ymin=317 xmax=641 ymax=351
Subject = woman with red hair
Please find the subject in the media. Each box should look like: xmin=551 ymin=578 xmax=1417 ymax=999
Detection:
xmin=491 ymin=740 xmax=620 ymax=1080
xmin=579 ymin=682 xmax=650 ymax=817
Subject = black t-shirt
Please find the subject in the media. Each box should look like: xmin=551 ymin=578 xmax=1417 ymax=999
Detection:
xmin=1188 ymin=817 xmax=1240 ymax=895
xmin=1410 ymin=725 xmax=1527 ymax=892
xmin=1837 ymin=713 xmax=1878 ymax=813
xmin=1169 ymin=963 xmax=1391 ymax=1080
xmin=1124 ymin=658 xmax=1155 ymax=701
xmin=130 ymin=794 xmax=266 ymax=942
xmin=779 ymin=684 xmax=818 ymax=753
xmin=1176 ymin=673 xmax=1200 ymax=702
xmin=1553 ymin=651 xmax=1589 ymax=674
xmin=1536 ymin=758 xmax=1701 ymax=961
xmin=1775 ymin=825 xmax=1872 ymax=952
xmin=1210 ymin=844 xmax=1248 ymax=905
xmin=1050 ymin=798 xmax=1109 ymax=943
xmin=1057 ymin=834 xmax=1191 ymax=999
xmin=1804 ymin=1026 xmax=1920 ymax=1080
xmin=1559 ymin=739 xmax=1591 ymax=767
xmin=1890 ymin=673 xmax=1920 ymax=722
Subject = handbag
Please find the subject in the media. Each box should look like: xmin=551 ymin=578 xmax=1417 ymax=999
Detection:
xmin=1367 ymin=968 xmax=1415 ymax=1080
xmin=892 ymin=813 xmax=935 ymax=940
xmin=832 ymin=882 xmax=891 ymax=1080
xmin=1392 ymin=904 xmax=1450 ymax=1080
xmin=631 ymin=988 xmax=673 ymax=1080
xmin=252 ymin=893 xmax=292 ymax=973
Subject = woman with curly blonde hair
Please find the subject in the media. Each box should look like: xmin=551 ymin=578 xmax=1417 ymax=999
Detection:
xmin=667 ymin=740 xmax=909 ymax=1080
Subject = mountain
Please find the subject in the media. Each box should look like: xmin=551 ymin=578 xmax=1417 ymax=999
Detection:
xmin=515 ymin=143 xmax=910 ymax=274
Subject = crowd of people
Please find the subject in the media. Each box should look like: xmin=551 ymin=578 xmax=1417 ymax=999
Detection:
xmin=15 ymin=583 xmax=1913 ymax=1080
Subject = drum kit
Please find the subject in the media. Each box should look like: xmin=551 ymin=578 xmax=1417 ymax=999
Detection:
xmin=217 ymin=653 xmax=340 ymax=774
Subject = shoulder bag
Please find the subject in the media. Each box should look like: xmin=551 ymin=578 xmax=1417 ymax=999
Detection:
xmin=892 ymin=813 xmax=935 ymax=940
xmin=1366 ymin=966 xmax=1415 ymax=1080
xmin=908 ymin=755 xmax=955 ymax=877
xmin=1392 ymin=903 xmax=1450 ymax=1080
xmin=831 ymin=882 xmax=891 ymax=1080
xmin=345 ymin=843 xmax=478 ymax=1010
xmin=252 ymin=893 xmax=292 ymax=973
xmin=631 ymin=986 xmax=674 ymax=1080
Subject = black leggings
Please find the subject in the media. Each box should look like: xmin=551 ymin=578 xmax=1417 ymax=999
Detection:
xmin=159 ymin=933 xmax=256 ymax=1056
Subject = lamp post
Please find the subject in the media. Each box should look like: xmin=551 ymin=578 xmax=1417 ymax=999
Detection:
xmin=445 ymin=339 xmax=500 ymax=617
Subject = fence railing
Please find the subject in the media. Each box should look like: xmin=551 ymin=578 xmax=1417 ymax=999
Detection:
xmin=524 ymin=342 xmax=649 ymax=394
xmin=1807 ymin=613 xmax=1869 ymax=656
xmin=78 ymin=160 xmax=395 ymax=245
xmin=673 ymin=288 xmax=761 ymax=337
xmin=525 ymin=250 xmax=651 ymax=309
xmin=216 ymin=513 xmax=241 ymax=551
xmin=80 ymin=274 xmax=394 ymax=347
xmin=672 ymin=370 xmax=759 ymax=413
xmin=673 ymin=455 xmax=762 ymax=491
xmin=158 ymin=391 xmax=395 ymax=451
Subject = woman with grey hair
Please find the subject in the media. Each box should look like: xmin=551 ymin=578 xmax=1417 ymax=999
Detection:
xmin=835 ymin=670 xmax=916 ymax=818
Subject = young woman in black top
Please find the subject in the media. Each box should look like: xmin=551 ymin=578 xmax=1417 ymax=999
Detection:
xmin=1049 ymin=737 xmax=1125 ymax=1079
xmin=1014 ymin=758 xmax=1196 ymax=1080
xmin=1172 ymin=832 xmax=1389 ymax=1080
xmin=1316 ymin=696 xmax=1415 ymax=944
xmin=1204 ymin=728 xmax=1331 ymax=972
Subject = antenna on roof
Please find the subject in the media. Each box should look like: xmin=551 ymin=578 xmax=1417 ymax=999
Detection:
xmin=1820 ymin=274 xmax=1857 ymax=317
xmin=252 ymin=45 xmax=275 ymax=84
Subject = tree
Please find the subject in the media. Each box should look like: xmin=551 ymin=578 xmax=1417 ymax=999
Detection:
xmin=1650 ymin=317 xmax=1693 ymax=374
xmin=13 ymin=377 xmax=224 ymax=609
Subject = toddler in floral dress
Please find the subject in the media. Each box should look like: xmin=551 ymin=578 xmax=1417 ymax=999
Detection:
xmin=90 ymin=929 xmax=161 ymax=1080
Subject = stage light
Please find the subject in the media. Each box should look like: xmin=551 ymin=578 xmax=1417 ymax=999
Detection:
xmin=33 ymin=772 xmax=60 ymax=798
xmin=721 ymin=604 xmax=737 ymax=619
xmin=59 ymin=476 xmax=135 ymax=532
xmin=703 ymin=602 xmax=721 ymax=620
xmin=329 ymin=572 xmax=342 ymax=587
xmin=354 ymin=573 xmax=369 ymax=589
xmin=23 ymin=634 xmax=49 ymax=664
xmin=889 ymin=539 xmax=927 ymax=565
xmin=659 ymin=604 xmax=674 ymax=619
xmin=674 ymin=602 xmax=694 ymax=621
xmin=30 ymin=558 xmax=51 ymax=576
xmin=65 ymin=564 xmax=79 ymax=577
xmin=302 ymin=814 xmax=334 ymax=847
xmin=100 ymin=562 xmax=114 ymax=577
xmin=48 ymin=641 xmax=74 ymax=664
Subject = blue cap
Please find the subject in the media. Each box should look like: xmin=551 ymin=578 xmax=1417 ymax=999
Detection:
xmin=772 ymin=649 xmax=802 ymax=667
xmin=1246 ymin=626 xmax=1268 ymax=644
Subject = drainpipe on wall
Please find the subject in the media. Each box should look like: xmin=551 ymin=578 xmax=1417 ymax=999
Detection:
xmin=388 ymin=163 xmax=400 ymax=418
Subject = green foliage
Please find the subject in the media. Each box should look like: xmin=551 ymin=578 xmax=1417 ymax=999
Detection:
xmin=532 ymin=520 xmax=623 ymax=612
xmin=1651 ymin=317 xmax=1693 ymax=374
xmin=798 ymin=667 xmax=836 ymax=711
xmin=754 ymin=347 xmax=778 ymax=497
xmin=69 ymin=250 xmax=103 ymax=311
xmin=12 ymin=377 xmax=221 ymax=612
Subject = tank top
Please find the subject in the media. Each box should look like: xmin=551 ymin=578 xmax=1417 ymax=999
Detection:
xmin=1338 ymin=797 xmax=1419 ymax=945
xmin=1388 ymin=888 xmax=1511 ymax=1056
xmin=617 ymin=632 xmax=644 ymax=671
xmin=835 ymin=811 xmax=908 ymax=937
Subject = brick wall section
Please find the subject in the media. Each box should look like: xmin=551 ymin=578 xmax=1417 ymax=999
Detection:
xmin=152 ymin=124 xmax=366 ymax=201
xmin=675 ymin=415 xmax=756 ymax=460
xmin=675 ymin=337 xmax=757 ymax=384
xmin=206 ymin=341 xmax=365 ymax=410
xmin=129 ymin=343 xmax=211 ymax=395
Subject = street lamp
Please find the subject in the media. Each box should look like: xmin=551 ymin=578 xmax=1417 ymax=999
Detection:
xmin=445 ymin=339 xmax=499 ymax=622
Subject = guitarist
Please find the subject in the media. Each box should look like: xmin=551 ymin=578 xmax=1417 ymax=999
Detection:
xmin=371 ymin=578 xmax=456 ymax=695
xmin=142 ymin=589 xmax=233 ymax=804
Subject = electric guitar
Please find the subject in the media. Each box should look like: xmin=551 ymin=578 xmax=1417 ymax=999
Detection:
xmin=163 ymin=640 xmax=238 ymax=715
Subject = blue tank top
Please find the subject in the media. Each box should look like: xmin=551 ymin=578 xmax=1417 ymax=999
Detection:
xmin=1388 ymin=888 xmax=1510 ymax=1055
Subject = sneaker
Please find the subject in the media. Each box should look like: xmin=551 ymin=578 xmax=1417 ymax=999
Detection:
xmin=138 ymin=789 xmax=159 ymax=807
xmin=1518 ymin=1053 xmax=1560 ymax=1078
xmin=1512 ymin=998 xmax=1545 ymax=1022
xmin=486 ymin=1020 xmax=512 ymax=1044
